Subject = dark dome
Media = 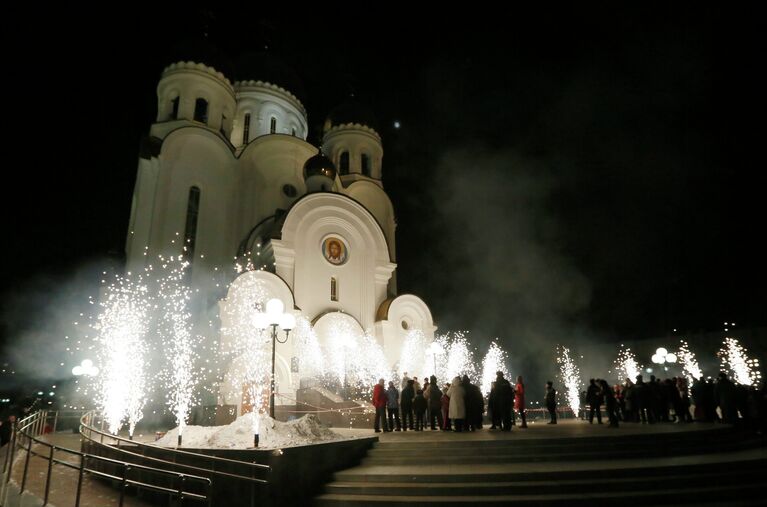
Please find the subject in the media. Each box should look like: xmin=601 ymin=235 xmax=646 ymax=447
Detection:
xmin=303 ymin=151 xmax=337 ymax=180
xmin=325 ymin=97 xmax=379 ymax=132
xmin=165 ymin=38 xmax=235 ymax=79
xmin=233 ymin=51 xmax=306 ymax=102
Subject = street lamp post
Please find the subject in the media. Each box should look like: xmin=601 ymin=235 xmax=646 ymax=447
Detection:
xmin=254 ymin=299 xmax=295 ymax=420
xmin=427 ymin=342 xmax=443 ymax=376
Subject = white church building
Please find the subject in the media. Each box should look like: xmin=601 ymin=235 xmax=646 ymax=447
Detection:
xmin=125 ymin=52 xmax=435 ymax=415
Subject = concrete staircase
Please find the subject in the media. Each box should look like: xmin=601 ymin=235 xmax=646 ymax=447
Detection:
xmin=315 ymin=425 xmax=767 ymax=506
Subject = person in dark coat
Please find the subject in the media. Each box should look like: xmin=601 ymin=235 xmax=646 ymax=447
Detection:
xmin=600 ymin=379 xmax=619 ymax=428
xmin=428 ymin=376 xmax=444 ymax=430
xmin=714 ymin=373 xmax=738 ymax=424
xmin=462 ymin=375 xmax=484 ymax=431
xmin=587 ymin=378 xmax=603 ymax=424
xmin=545 ymin=381 xmax=557 ymax=424
xmin=488 ymin=382 xmax=499 ymax=429
xmin=386 ymin=381 xmax=401 ymax=431
xmin=495 ymin=371 xmax=514 ymax=431
xmin=413 ymin=390 xmax=428 ymax=431
xmin=400 ymin=379 xmax=415 ymax=431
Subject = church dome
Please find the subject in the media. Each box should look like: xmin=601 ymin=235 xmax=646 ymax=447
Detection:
xmin=234 ymin=51 xmax=307 ymax=102
xmin=165 ymin=38 xmax=235 ymax=78
xmin=303 ymin=150 xmax=337 ymax=180
xmin=325 ymin=97 xmax=379 ymax=133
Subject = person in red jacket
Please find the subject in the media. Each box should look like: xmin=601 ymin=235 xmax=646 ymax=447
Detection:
xmin=515 ymin=375 xmax=528 ymax=428
xmin=372 ymin=378 xmax=388 ymax=432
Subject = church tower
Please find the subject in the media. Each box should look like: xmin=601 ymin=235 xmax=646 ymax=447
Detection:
xmin=322 ymin=98 xmax=398 ymax=293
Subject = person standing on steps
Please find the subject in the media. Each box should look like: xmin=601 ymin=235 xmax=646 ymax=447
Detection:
xmin=386 ymin=381 xmax=401 ymax=431
xmin=515 ymin=375 xmax=528 ymax=428
xmin=545 ymin=381 xmax=558 ymax=424
xmin=401 ymin=379 xmax=415 ymax=431
xmin=587 ymin=378 xmax=603 ymax=424
xmin=495 ymin=371 xmax=514 ymax=431
xmin=428 ymin=375 xmax=444 ymax=430
xmin=372 ymin=378 xmax=388 ymax=433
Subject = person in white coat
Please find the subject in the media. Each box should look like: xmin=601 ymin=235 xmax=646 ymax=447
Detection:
xmin=447 ymin=376 xmax=466 ymax=431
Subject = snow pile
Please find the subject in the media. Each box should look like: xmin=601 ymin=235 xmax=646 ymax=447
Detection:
xmin=156 ymin=413 xmax=346 ymax=449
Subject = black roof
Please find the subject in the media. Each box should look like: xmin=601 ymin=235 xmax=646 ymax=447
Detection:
xmin=233 ymin=51 xmax=307 ymax=102
xmin=325 ymin=96 xmax=379 ymax=133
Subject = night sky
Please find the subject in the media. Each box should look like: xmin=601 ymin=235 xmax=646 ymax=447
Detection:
xmin=2 ymin=7 xmax=766 ymax=377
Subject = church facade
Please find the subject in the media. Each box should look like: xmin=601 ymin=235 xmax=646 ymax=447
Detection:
xmin=126 ymin=56 xmax=434 ymax=413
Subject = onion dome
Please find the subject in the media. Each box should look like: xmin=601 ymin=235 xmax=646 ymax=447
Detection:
xmin=165 ymin=38 xmax=235 ymax=78
xmin=234 ymin=51 xmax=307 ymax=103
xmin=325 ymin=96 xmax=379 ymax=133
xmin=303 ymin=150 xmax=337 ymax=180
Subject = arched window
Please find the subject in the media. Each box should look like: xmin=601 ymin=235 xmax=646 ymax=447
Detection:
xmin=291 ymin=127 xmax=296 ymax=137
xmin=183 ymin=186 xmax=201 ymax=263
xmin=243 ymin=113 xmax=251 ymax=144
xmin=361 ymin=153 xmax=370 ymax=177
xmin=330 ymin=277 xmax=338 ymax=301
xmin=194 ymin=98 xmax=208 ymax=123
xmin=270 ymin=117 xmax=277 ymax=134
xmin=170 ymin=97 xmax=179 ymax=120
xmin=339 ymin=151 xmax=350 ymax=175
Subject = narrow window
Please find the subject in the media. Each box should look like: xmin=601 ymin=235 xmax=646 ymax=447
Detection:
xmin=194 ymin=98 xmax=208 ymax=123
xmin=220 ymin=114 xmax=226 ymax=135
xmin=170 ymin=97 xmax=179 ymax=120
xmin=291 ymin=127 xmax=296 ymax=137
xmin=330 ymin=277 xmax=338 ymax=301
xmin=270 ymin=117 xmax=277 ymax=134
xmin=183 ymin=186 xmax=201 ymax=262
xmin=361 ymin=153 xmax=370 ymax=176
xmin=340 ymin=152 xmax=350 ymax=175
xmin=243 ymin=113 xmax=251 ymax=144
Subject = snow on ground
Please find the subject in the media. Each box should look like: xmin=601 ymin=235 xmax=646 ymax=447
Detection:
xmin=155 ymin=413 xmax=350 ymax=449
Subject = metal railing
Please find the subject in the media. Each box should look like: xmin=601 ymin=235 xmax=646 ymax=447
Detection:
xmin=79 ymin=411 xmax=271 ymax=506
xmin=80 ymin=411 xmax=271 ymax=482
xmin=1 ymin=410 xmax=213 ymax=506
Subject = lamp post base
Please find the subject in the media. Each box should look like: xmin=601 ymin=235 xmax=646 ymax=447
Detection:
xmin=177 ymin=434 xmax=182 ymax=447
xmin=254 ymin=433 xmax=259 ymax=447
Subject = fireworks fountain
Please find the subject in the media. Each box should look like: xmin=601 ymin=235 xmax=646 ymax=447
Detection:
xmin=556 ymin=346 xmax=582 ymax=416
xmin=93 ymin=273 xmax=150 ymax=435
xmin=438 ymin=331 xmax=478 ymax=383
xmin=677 ymin=340 xmax=703 ymax=384
xmin=399 ymin=329 xmax=429 ymax=379
xmin=157 ymin=256 xmax=200 ymax=445
xmin=612 ymin=346 xmax=642 ymax=382
xmin=718 ymin=337 xmax=762 ymax=387
xmin=480 ymin=341 xmax=510 ymax=395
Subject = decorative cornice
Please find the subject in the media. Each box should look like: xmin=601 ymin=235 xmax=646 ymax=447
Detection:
xmin=234 ymin=80 xmax=306 ymax=116
xmin=162 ymin=61 xmax=233 ymax=89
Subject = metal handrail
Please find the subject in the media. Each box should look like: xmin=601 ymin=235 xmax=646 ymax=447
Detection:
xmin=79 ymin=411 xmax=271 ymax=482
xmin=2 ymin=410 xmax=213 ymax=507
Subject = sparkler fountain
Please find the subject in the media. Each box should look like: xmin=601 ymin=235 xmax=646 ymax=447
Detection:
xmin=556 ymin=346 xmax=582 ymax=417
xmin=481 ymin=342 xmax=510 ymax=395
xmin=718 ymin=337 xmax=762 ymax=387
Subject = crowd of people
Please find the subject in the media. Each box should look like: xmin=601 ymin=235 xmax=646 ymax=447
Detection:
xmin=581 ymin=372 xmax=767 ymax=431
xmin=371 ymin=371 xmax=767 ymax=434
xmin=371 ymin=371 xmax=542 ymax=432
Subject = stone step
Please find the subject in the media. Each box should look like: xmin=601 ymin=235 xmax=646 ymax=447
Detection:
xmin=315 ymin=482 xmax=766 ymax=506
xmin=369 ymin=434 xmax=746 ymax=455
xmin=324 ymin=468 xmax=765 ymax=496
xmin=334 ymin=454 xmax=767 ymax=483
xmin=362 ymin=440 xmax=759 ymax=465
xmin=371 ymin=427 xmax=737 ymax=451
